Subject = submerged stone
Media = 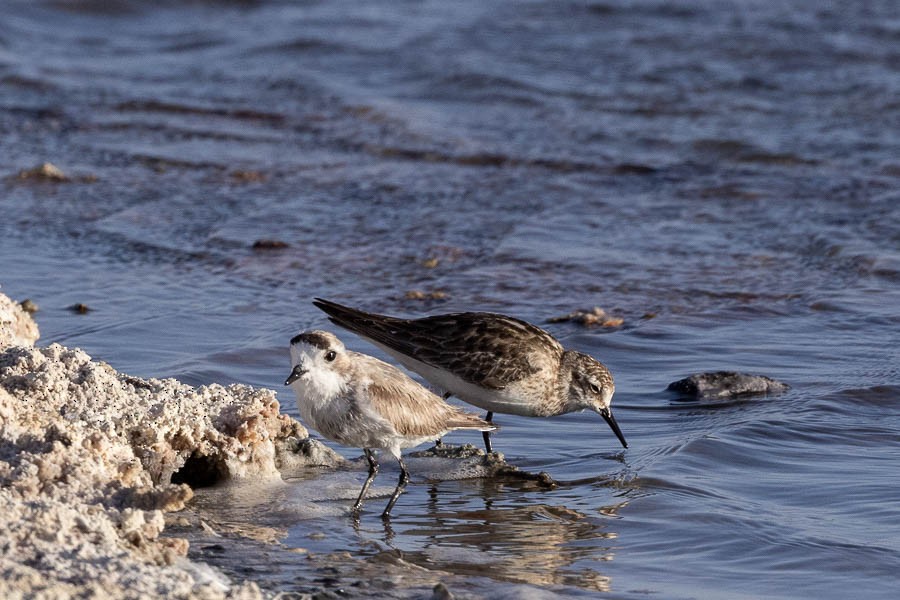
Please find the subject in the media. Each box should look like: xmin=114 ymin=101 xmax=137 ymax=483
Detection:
xmin=667 ymin=371 xmax=789 ymax=399
xmin=546 ymin=306 xmax=624 ymax=328
xmin=411 ymin=443 xmax=558 ymax=488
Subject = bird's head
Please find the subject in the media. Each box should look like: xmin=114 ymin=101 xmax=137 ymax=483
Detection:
xmin=285 ymin=330 xmax=349 ymax=398
xmin=566 ymin=351 xmax=627 ymax=449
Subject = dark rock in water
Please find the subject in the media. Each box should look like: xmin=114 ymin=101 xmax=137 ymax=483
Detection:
xmin=431 ymin=582 xmax=454 ymax=600
xmin=486 ymin=454 xmax=558 ymax=489
xmin=68 ymin=302 xmax=91 ymax=314
xmin=668 ymin=371 xmax=789 ymax=399
xmin=12 ymin=162 xmax=98 ymax=183
xmin=546 ymin=306 xmax=624 ymax=328
xmin=19 ymin=299 xmax=39 ymax=314
xmin=251 ymin=239 xmax=290 ymax=250
xmin=410 ymin=443 xmax=558 ymax=488
xmin=16 ymin=162 xmax=69 ymax=182
xmin=412 ymin=442 xmax=485 ymax=460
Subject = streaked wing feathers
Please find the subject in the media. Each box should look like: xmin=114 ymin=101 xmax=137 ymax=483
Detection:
xmin=314 ymin=298 xmax=563 ymax=389
xmin=362 ymin=357 xmax=493 ymax=437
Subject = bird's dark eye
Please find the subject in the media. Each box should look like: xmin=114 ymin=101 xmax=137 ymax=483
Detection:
xmin=589 ymin=383 xmax=601 ymax=394
xmin=324 ymin=350 xmax=337 ymax=362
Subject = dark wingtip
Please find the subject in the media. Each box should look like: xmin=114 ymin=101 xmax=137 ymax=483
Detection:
xmin=312 ymin=297 xmax=341 ymax=308
xmin=313 ymin=297 xmax=351 ymax=318
xmin=312 ymin=298 xmax=364 ymax=328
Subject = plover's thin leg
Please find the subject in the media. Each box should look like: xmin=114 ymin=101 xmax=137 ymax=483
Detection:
xmin=353 ymin=449 xmax=379 ymax=513
xmin=482 ymin=411 xmax=494 ymax=454
xmin=381 ymin=457 xmax=410 ymax=518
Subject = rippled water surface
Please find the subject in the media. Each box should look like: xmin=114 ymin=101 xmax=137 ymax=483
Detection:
xmin=2 ymin=1 xmax=899 ymax=598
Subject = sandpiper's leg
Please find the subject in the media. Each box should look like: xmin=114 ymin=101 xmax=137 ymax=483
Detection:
xmin=482 ymin=411 xmax=494 ymax=454
xmin=382 ymin=457 xmax=410 ymax=518
xmin=352 ymin=449 xmax=379 ymax=513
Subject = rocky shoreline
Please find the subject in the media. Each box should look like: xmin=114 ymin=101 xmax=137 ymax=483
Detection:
xmin=0 ymin=289 xmax=341 ymax=599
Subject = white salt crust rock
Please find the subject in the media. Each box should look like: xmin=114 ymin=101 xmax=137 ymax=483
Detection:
xmin=0 ymin=290 xmax=39 ymax=348
xmin=0 ymin=290 xmax=341 ymax=599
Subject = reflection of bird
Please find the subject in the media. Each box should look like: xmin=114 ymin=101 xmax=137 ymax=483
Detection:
xmin=284 ymin=330 xmax=494 ymax=518
xmin=405 ymin=502 xmax=622 ymax=591
xmin=313 ymin=298 xmax=627 ymax=453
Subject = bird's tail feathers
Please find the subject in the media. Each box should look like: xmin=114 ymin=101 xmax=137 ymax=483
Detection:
xmin=446 ymin=413 xmax=497 ymax=433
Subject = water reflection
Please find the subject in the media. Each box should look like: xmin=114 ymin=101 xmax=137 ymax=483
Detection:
xmin=185 ymin=466 xmax=629 ymax=593
xmin=391 ymin=500 xmax=622 ymax=591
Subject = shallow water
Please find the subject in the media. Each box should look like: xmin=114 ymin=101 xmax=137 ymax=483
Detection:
xmin=2 ymin=0 xmax=900 ymax=598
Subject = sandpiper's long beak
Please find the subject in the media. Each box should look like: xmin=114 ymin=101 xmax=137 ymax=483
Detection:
xmin=284 ymin=364 xmax=306 ymax=386
xmin=600 ymin=407 xmax=628 ymax=448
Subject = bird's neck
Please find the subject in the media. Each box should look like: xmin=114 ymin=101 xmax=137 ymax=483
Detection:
xmin=293 ymin=367 xmax=346 ymax=409
xmin=551 ymin=351 xmax=582 ymax=415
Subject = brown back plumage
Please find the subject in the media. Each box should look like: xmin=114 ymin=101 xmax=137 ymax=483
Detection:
xmin=356 ymin=353 xmax=494 ymax=438
xmin=314 ymin=298 xmax=563 ymax=390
